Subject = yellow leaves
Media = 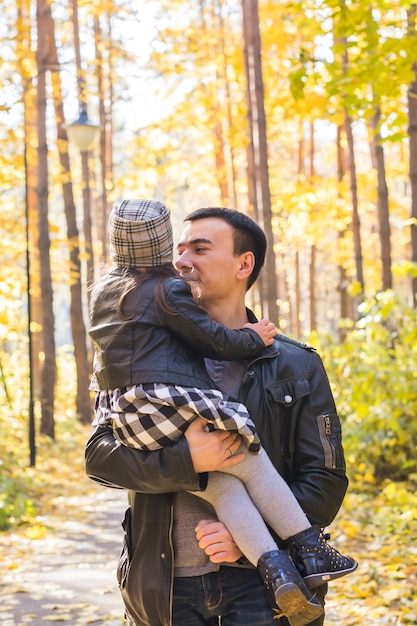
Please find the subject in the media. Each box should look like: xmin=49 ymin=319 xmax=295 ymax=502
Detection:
xmin=382 ymin=481 xmax=411 ymax=506
xmin=326 ymin=489 xmax=417 ymax=622
xmin=0 ymin=442 xmax=126 ymax=622
xmin=42 ymin=605 xmax=89 ymax=622
xmin=25 ymin=524 xmax=47 ymax=540
xmin=333 ymin=519 xmax=360 ymax=539
xmin=2 ymin=418 xmax=417 ymax=624
xmin=347 ymin=280 xmax=363 ymax=297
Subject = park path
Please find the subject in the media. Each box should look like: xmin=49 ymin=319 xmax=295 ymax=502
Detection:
xmin=0 ymin=483 xmax=127 ymax=625
xmin=1 ymin=472 xmax=405 ymax=626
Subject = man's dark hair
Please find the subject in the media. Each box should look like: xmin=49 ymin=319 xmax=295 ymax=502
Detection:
xmin=185 ymin=207 xmax=267 ymax=290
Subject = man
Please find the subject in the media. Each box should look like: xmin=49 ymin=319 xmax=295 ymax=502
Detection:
xmin=85 ymin=207 xmax=349 ymax=626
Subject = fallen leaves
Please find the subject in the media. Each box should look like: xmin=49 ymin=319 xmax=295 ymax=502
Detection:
xmin=1 ymin=426 xmax=417 ymax=624
xmin=0 ymin=427 xmax=127 ymax=625
xmin=325 ymin=480 xmax=417 ymax=624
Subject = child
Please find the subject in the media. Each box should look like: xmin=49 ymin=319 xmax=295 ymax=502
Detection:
xmin=89 ymin=199 xmax=357 ymax=626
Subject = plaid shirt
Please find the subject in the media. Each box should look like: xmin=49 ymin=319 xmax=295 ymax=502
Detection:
xmin=94 ymin=383 xmax=261 ymax=453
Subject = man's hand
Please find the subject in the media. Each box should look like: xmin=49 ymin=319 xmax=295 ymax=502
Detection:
xmin=195 ymin=519 xmax=243 ymax=563
xmin=244 ymin=318 xmax=276 ymax=346
xmin=185 ymin=417 xmax=245 ymax=473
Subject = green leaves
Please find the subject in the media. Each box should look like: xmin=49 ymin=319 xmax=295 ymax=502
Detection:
xmin=316 ymin=290 xmax=417 ymax=482
xmin=0 ymin=471 xmax=35 ymax=530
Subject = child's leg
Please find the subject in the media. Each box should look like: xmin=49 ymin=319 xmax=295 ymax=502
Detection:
xmin=222 ymin=446 xmax=310 ymax=540
xmin=191 ymin=472 xmax=324 ymax=626
xmin=192 ymin=471 xmax=277 ymax=566
xmin=222 ymin=447 xmax=357 ymax=587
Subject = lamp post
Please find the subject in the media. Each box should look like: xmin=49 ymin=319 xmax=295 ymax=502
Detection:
xmin=67 ymin=106 xmax=99 ymax=292
xmin=66 ymin=107 xmax=99 ymax=152
xmin=24 ymin=138 xmax=36 ymax=467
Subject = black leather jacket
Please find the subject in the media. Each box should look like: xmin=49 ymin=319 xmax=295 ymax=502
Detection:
xmin=88 ymin=267 xmax=265 ymax=391
xmin=85 ymin=300 xmax=348 ymax=626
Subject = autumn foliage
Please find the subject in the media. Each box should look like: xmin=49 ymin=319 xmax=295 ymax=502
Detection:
xmin=1 ymin=0 xmax=417 ymax=621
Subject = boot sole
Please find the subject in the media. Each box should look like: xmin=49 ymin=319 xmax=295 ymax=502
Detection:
xmin=274 ymin=583 xmax=324 ymax=626
xmin=304 ymin=559 xmax=358 ymax=588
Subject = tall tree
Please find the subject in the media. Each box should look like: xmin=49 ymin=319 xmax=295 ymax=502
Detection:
xmin=241 ymin=0 xmax=279 ymax=323
xmin=308 ymin=121 xmax=316 ymax=333
xmin=408 ymin=4 xmax=417 ymax=305
xmin=340 ymin=32 xmax=365 ymax=298
xmin=46 ymin=6 xmax=92 ymax=423
xmin=200 ymin=0 xmax=230 ymax=205
xmin=71 ymin=0 xmax=95 ymax=291
xmin=94 ymin=12 xmax=113 ymax=267
xmin=369 ymin=104 xmax=392 ymax=291
xmin=216 ymin=0 xmax=240 ymax=210
xmin=17 ymin=0 xmax=43 ymax=404
xmin=344 ymin=104 xmax=364 ymax=296
xmin=36 ymin=0 xmax=56 ymax=438
xmin=336 ymin=125 xmax=353 ymax=338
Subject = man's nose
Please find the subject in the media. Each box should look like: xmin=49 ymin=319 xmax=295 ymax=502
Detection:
xmin=175 ymin=251 xmax=194 ymax=273
xmin=175 ymin=250 xmax=188 ymax=267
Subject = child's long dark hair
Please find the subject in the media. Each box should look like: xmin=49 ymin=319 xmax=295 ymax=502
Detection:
xmin=117 ymin=264 xmax=180 ymax=321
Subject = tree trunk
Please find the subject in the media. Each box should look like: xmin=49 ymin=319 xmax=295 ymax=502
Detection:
xmin=71 ymin=0 xmax=95 ymax=291
xmin=94 ymin=14 xmax=111 ymax=267
xmin=242 ymin=5 xmax=264 ymax=316
xmin=407 ymin=5 xmax=417 ymax=305
xmin=336 ymin=125 xmax=352 ymax=340
xmin=23 ymin=88 xmax=38 ymax=465
xmin=213 ymin=112 xmax=230 ymax=205
xmin=36 ymin=0 xmax=56 ymax=438
xmin=344 ymin=108 xmax=364 ymax=296
xmin=18 ymin=0 xmax=43 ymax=406
xmin=297 ymin=119 xmax=305 ymax=180
xmin=309 ymin=120 xmax=315 ymax=180
xmin=201 ymin=1 xmax=230 ymax=206
xmin=309 ymin=245 xmax=316 ymax=332
xmin=294 ymin=249 xmax=301 ymax=337
xmin=217 ymin=0 xmax=239 ymax=210
xmin=341 ymin=40 xmax=364 ymax=297
xmin=241 ymin=0 xmax=279 ymax=323
xmin=308 ymin=121 xmax=316 ymax=332
xmin=370 ymin=105 xmax=392 ymax=291
xmin=43 ymin=1 xmax=92 ymax=424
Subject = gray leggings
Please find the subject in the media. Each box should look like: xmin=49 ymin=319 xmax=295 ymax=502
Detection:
xmin=190 ymin=445 xmax=310 ymax=566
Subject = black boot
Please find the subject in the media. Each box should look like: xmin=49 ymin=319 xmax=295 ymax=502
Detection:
xmin=287 ymin=527 xmax=358 ymax=588
xmin=257 ymin=550 xmax=324 ymax=626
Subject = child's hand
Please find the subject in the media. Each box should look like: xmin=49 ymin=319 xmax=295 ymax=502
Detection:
xmin=244 ymin=318 xmax=276 ymax=346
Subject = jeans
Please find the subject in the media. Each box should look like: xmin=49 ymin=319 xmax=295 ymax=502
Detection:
xmin=173 ymin=567 xmax=327 ymax=626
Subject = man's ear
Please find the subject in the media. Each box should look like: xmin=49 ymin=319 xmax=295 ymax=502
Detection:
xmin=236 ymin=252 xmax=255 ymax=281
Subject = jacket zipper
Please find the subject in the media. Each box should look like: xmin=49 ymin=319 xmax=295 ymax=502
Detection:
xmin=168 ymin=498 xmax=175 ymax=626
xmin=318 ymin=413 xmax=337 ymax=468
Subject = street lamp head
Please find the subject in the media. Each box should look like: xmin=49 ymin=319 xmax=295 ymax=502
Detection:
xmin=67 ymin=108 xmax=99 ymax=152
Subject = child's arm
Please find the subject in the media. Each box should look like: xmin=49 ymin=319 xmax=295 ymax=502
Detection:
xmin=162 ymin=279 xmax=277 ymax=360
xmin=244 ymin=319 xmax=276 ymax=347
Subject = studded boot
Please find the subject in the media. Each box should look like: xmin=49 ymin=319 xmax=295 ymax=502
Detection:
xmin=287 ymin=527 xmax=358 ymax=588
xmin=257 ymin=549 xmax=324 ymax=626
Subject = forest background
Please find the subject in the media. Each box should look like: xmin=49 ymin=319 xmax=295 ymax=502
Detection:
xmin=1 ymin=0 xmax=417 ymax=623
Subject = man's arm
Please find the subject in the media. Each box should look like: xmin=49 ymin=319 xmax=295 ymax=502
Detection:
xmin=163 ymin=279 xmax=273 ymax=360
xmin=85 ymin=422 xmax=201 ymax=493
xmin=85 ymin=417 xmax=244 ymax=493
xmin=288 ymin=352 xmax=348 ymax=527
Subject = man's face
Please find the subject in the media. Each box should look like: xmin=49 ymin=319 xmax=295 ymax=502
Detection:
xmin=176 ymin=217 xmax=242 ymax=306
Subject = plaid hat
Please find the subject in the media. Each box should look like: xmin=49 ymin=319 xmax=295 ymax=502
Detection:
xmin=109 ymin=199 xmax=173 ymax=267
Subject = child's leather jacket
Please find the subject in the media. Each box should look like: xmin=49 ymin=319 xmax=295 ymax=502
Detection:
xmin=88 ymin=267 xmax=265 ymax=391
